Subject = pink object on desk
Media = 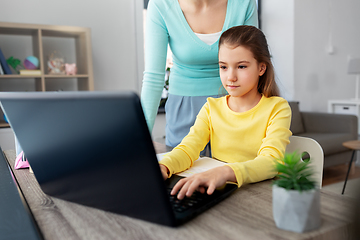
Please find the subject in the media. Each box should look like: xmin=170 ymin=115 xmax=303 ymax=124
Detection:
xmin=14 ymin=151 xmax=29 ymax=169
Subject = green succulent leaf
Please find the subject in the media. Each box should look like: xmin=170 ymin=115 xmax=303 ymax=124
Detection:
xmin=272 ymin=151 xmax=317 ymax=191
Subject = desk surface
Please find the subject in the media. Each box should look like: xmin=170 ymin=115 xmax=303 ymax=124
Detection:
xmin=4 ymin=143 xmax=357 ymax=240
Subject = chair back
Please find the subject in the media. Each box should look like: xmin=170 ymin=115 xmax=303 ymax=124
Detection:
xmin=286 ymin=136 xmax=324 ymax=188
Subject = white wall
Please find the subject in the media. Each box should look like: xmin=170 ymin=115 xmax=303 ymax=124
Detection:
xmin=262 ymin=0 xmax=295 ymax=101
xmin=294 ymin=0 xmax=360 ymax=112
xmin=1 ymin=0 xmax=359 ymax=112
xmin=262 ymin=0 xmax=360 ymax=112
xmin=0 ymin=0 xmax=144 ymax=94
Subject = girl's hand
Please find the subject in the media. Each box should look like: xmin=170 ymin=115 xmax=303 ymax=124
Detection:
xmin=170 ymin=165 xmax=236 ymax=200
xmin=159 ymin=164 xmax=169 ymax=180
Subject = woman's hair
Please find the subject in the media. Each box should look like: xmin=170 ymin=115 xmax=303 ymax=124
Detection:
xmin=218 ymin=25 xmax=279 ymax=97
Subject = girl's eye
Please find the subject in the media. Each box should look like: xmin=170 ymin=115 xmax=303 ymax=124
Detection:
xmin=220 ymin=65 xmax=227 ymax=70
xmin=238 ymin=65 xmax=246 ymax=69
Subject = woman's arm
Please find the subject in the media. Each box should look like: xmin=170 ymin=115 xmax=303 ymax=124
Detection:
xmin=244 ymin=0 xmax=259 ymax=27
xmin=141 ymin=1 xmax=169 ymax=132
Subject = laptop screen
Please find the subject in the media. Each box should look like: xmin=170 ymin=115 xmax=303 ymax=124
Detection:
xmin=0 ymin=91 xmax=176 ymax=225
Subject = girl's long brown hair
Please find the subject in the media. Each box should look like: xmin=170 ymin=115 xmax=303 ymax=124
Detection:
xmin=219 ymin=25 xmax=279 ymax=97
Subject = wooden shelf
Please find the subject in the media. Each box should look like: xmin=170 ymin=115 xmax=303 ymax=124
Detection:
xmin=44 ymin=74 xmax=89 ymax=78
xmin=0 ymin=122 xmax=10 ymax=128
xmin=0 ymin=75 xmax=42 ymax=79
xmin=0 ymin=74 xmax=89 ymax=78
xmin=0 ymin=21 xmax=94 ymax=91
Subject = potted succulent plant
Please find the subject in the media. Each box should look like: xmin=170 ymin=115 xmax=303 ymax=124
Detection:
xmin=272 ymin=151 xmax=321 ymax=233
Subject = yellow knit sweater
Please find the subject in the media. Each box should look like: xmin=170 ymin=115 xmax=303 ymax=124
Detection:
xmin=160 ymin=95 xmax=292 ymax=187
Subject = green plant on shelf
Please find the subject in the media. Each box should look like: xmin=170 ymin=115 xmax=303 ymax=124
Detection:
xmin=6 ymin=56 xmax=24 ymax=74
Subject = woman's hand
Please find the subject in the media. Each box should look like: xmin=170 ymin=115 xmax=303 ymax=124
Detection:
xmin=159 ymin=164 xmax=169 ymax=180
xmin=170 ymin=165 xmax=236 ymax=200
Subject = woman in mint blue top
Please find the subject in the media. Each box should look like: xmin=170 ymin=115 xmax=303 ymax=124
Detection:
xmin=141 ymin=0 xmax=258 ymax=147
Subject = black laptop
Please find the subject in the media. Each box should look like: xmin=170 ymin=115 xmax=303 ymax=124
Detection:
xmin=0 ymin=91 xmax=237 ymax=226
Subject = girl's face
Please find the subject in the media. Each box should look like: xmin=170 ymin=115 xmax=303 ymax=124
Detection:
xmin=219 ymin=44 xmax=266 ymax=99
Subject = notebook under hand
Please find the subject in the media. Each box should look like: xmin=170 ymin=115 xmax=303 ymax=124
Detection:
xmin=0 ymin=91 xmax=237 ymax=226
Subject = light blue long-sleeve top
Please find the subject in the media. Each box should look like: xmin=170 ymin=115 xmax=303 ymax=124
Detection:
xmin=141 ymin=0 xmax=258 ymax=132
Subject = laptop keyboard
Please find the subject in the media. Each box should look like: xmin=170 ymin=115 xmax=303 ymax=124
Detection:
xmin=167 ymin=188 xmax=207 ymax=213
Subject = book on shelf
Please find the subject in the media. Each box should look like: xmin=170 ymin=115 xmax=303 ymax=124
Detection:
xmin=0 ymin=48 xmax=12 ymax=74
xmin=19 ymin=69 xmax=42 ymax=75
xmin=0 ymin=62 xmax=4 ymax=75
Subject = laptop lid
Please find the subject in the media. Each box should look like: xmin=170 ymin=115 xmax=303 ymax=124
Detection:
xmin=0 ymin=91 xmax=237 ymax=227
xmin=0 ymin=91 xmax=176 ymax=226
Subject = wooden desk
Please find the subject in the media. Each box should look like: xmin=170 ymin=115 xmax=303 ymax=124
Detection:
xmin=4 ymin=144 xmax=357 ymax=240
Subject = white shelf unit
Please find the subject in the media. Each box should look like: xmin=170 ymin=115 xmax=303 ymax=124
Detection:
xmin=328 ymin=99 xmax=360 ymax=134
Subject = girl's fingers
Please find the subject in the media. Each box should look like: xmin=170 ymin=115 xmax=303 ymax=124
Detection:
xmin=207 ymin=182 xmax=216 ymax=195
xmin=173 ymin=177 xmax=199 ymax=200
xmin=179 ymin=179 xmax=196 ymax=199
xmin=198 ymin=186 xmax=206 ymax=194
xmin=185 ymin=179 xmax=202 ymax=197
xmin=171 ymin=178 xmax=186 ymax=195
xmin=170 ymin=169 xmax=224 ymax=199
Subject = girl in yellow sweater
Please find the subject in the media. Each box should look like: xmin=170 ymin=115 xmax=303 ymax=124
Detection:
xmin=159 ymin=25 xmax=292 ymax=200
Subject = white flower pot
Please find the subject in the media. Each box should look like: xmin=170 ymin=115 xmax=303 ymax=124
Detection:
xmin=272 ymin=185 xmax=321 ymax=233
